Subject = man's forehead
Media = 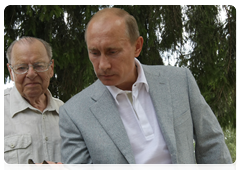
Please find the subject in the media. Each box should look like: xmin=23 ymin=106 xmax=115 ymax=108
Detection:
xmin=12 ymin=39 xmax=43 ymax=52
xmin=11 ymin=40 xmax=48 ymax=61
xmin=87 ymin=23 xmax=128 ymax=41
xmin=87 ymin=37 xmax=129 ymax=49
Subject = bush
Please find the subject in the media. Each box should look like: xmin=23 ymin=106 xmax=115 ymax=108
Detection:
xmin=223 ymin=127 xmax=236 ymax=163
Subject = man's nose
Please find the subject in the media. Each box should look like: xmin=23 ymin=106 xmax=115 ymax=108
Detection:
xmin=26 ymin=65 xmax=37 ymax=79
xmin=99 ymin=55 xmax=111 ymax=71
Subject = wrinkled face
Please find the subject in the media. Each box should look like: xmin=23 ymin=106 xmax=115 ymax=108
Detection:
xmin=7 ymin=40 xmax=54 ymax=100
xmin=86 ymin=15 xmax=143 ymax=90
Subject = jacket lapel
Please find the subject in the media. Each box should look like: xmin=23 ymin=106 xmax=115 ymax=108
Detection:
xmin=143 ymin=65 xmax=178 ymax=164
xmin=89 ymin=80 xmax=135 ymax=164
xmin=89 ymin=65 xmax=178 ymax=164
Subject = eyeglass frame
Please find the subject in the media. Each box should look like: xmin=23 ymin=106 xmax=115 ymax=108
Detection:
xmin=9 ymin=60 xmax=53 ymax=75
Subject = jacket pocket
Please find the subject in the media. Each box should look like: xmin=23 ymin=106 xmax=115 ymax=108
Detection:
xmin=4 ymin=134 xmax=32 ymax=164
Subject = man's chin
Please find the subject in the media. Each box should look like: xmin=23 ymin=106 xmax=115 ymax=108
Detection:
xmin=99 ymin=79 xmax=116 ymax=87
xmin=22 ymin=88 xmax=45 ymax=99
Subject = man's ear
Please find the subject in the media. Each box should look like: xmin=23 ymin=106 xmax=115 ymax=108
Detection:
xmin=7 ymin=63 xmax=15 ymax=81
xmin=134 ymin=36 xmax=144 ymax=58
xmin=49 ymin=59 xmax=54 ymax=78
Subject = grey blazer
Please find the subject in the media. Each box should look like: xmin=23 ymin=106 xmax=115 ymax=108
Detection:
xmin=59 ymin=65 xmax=232 ymax=164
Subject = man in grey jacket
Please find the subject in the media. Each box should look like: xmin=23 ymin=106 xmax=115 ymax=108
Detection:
xmin=59 ymin=7 xmax=232 ymax=164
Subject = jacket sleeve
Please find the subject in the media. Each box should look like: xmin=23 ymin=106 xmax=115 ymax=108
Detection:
xmin=59 ymin=105 xmax=92 ymax=164
xmin=186 ymin=68 xmax=232 ymax=164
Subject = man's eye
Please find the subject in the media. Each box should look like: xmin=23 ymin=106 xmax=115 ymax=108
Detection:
xmin=90 ymin=51 xmax=100 ymax=56
xmin=34 ymin=64 xmax=45 ymax=70
xmin=109 ymin=50 xmax=118 ymax=55
xmin=35 ymin=65 xmax=44 ymax=68
xmin=16 ymin=66 xmax=27 ymax=71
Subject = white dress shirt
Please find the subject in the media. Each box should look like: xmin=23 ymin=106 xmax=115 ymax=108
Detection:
xmin=107 ymin=58 xmax=172 ymax=164
xmin=4 ymin=86 xmax=64 ymax=164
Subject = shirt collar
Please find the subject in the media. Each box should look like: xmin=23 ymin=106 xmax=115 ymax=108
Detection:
xmin=107 ymin=58 xmax=149 ymax=104
xmin=134 ymin=58 xmax=149 ymax=92
xmin=10 ymin=86 xmax=58 ymax=118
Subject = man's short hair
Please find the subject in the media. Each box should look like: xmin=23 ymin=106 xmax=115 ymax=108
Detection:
xmin=85 ymin=7 xmax=140 ymax=45
xmin=6 ymin=36 xmax=52 ymax=64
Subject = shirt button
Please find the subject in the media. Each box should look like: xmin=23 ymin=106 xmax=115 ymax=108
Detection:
xmin=10 ymin=144 xmax=15 ymax=148
xmin=45 ymin=137 xmax=48 ymax=141
xmin=43 ymin=115 xmax=46 ymax=119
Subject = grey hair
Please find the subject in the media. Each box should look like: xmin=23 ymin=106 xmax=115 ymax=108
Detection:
xmin=6 ymin=36 xmax=52 ymax=64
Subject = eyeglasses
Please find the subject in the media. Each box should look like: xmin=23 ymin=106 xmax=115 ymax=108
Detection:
xmin=9 ymin=60 xmax=53 ymax=75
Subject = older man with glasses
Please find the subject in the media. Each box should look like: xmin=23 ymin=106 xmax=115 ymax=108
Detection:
xmin=4 ymin=36 xmax=63 ymax=164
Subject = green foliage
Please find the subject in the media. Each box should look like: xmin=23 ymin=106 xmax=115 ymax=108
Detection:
xmin=4 ymin=5 xmax=100 ymax=102
xmin=223 ymin=127 xmax=236 ymax=163
xmin=178 ymin=5 xmax=236 ymax=129
xmin=193 ymin=126 xmax=236 ymax=163
xmin=113 ymin=5 xmax=166 ymax=65
xmin=4 ymin=5 xmax=235 ymax=130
